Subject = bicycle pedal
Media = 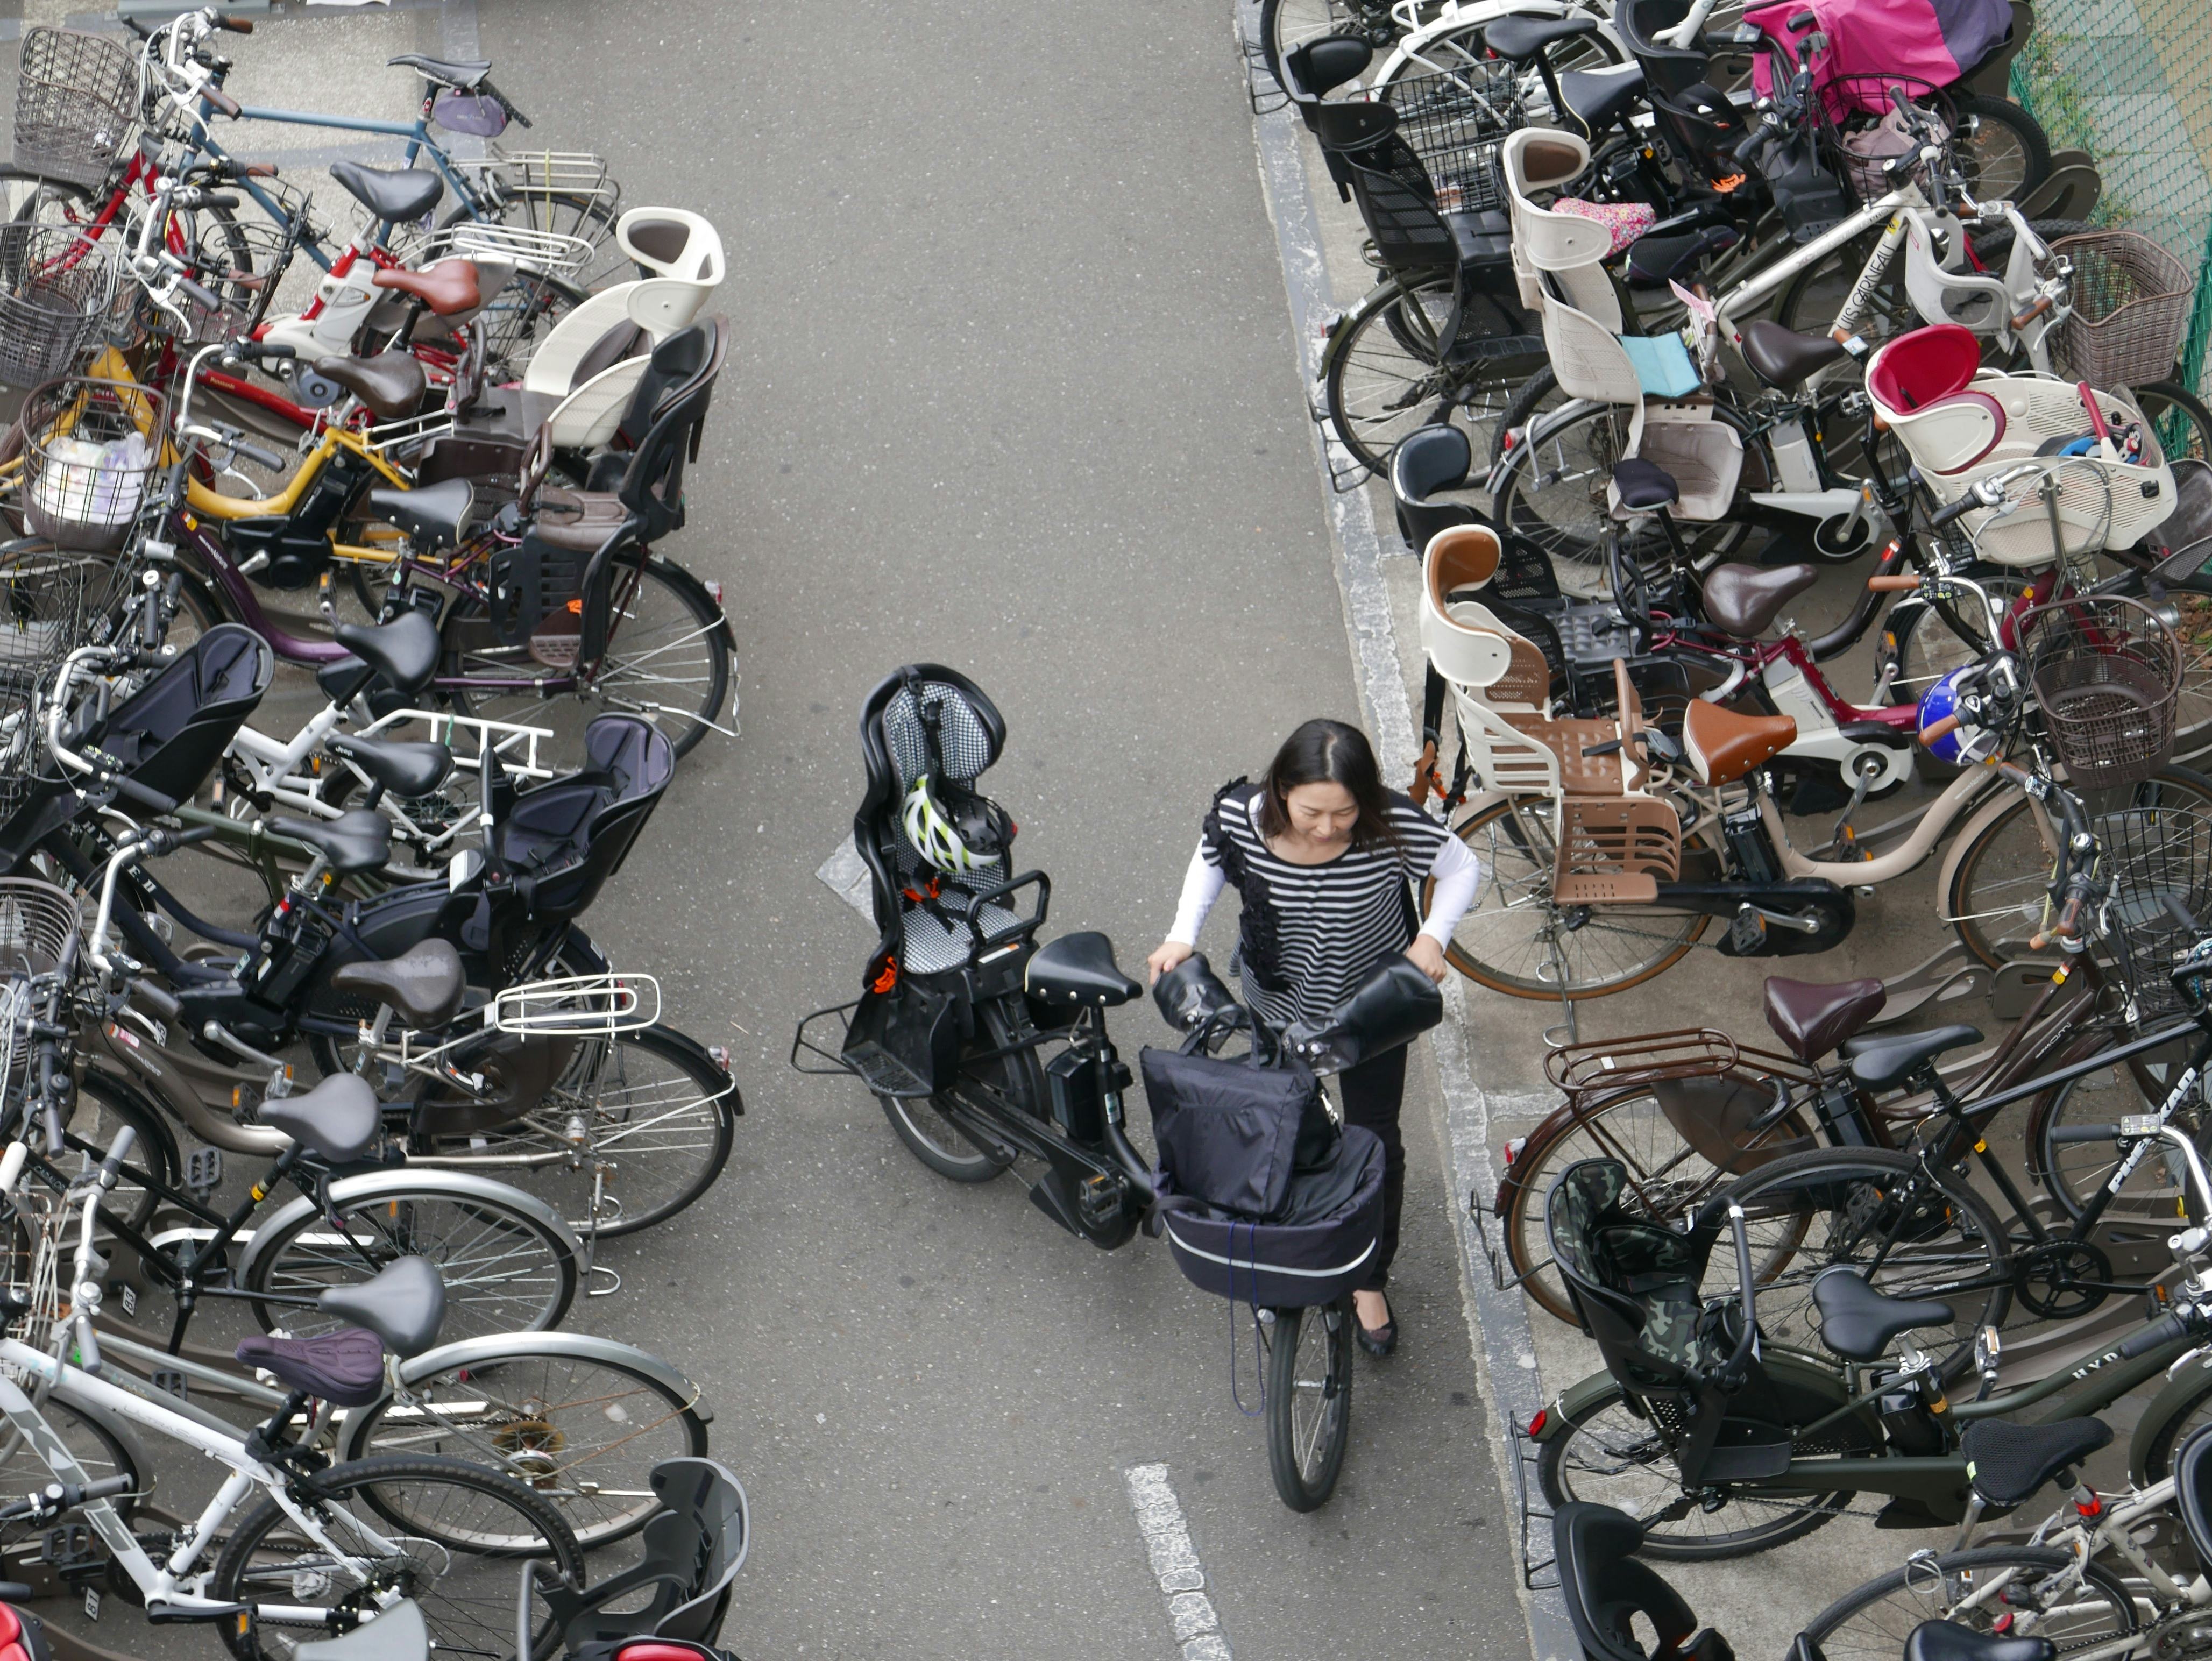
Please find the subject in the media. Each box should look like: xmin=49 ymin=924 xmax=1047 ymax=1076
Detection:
xmin=185 ymin=1148 xmax=223 ymax=1200
xmin=151 ymin=1369 xmax=187 ymax=1401
xmin=40 ymin=1523 xmax=100 ymax=1582
xmin=1728 ymin=906 xmax=1768 ymax=954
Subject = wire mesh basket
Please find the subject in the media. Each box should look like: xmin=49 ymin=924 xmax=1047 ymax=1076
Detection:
xmin=12 ymin=27 xmax=139 ymax=194
xmin=1814 ymin=75 xmax=1954 ymax=204
xmin=0 ymin=544 xmax=124 ymax=820
xmin=2050 ymin=232 xmax=2191 ymax=391
xmin=1376 ymin=62 xmax=1525 ymax=212
xmin=2021 ymin=593 xmax=2183 ymax=789
xmin=21 ymin=378 xmax=164 ymax=553
xmin=0 ymin=879 xmax=80 ymax=980
xmin=2096 ymin=806 xmax=2212 ymax=1020
xmin=0 ymin=224 xmax=122 ymax=388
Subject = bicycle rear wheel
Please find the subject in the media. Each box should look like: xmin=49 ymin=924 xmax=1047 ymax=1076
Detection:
xmin=210 ymin=1453 xmax=587 ymax=1661
xmin=1802 ymin=1548 xmax=2135 ymax=1661
xmin=1265 ymin=1297 xmax=1354 ymax=1511
xmin=243 ymin=1182 xmax=580 ymax=1341
xmin=1321 ymin=274 xmax=1537 ymax=479
xmin=1707 ymin=1147 xmax=2011 ymax=1379
xmin=341 ymin=1345 xmax=709 ymax=1549
xmin=1437 ymin=796 xmax=1709 ymax=997
xmin=881 ymin=996 xmax=1032 ymax=1182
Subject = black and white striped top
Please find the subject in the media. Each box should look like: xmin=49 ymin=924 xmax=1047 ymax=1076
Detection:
xmin=1169 ymin=784 xmax=1476 ymax=1027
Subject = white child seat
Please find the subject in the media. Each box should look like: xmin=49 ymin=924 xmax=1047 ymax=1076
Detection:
xmin=519 ymin=207 xmax=727 ymax=449
xmin=1866 ymin=323 xmax=2176 ymax=563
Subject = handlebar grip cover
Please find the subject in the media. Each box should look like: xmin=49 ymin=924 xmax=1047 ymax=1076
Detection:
xmin=212 ymin=12 xmax=254 ymax=31
xmin=1919 ymin=713 xmax=1964 ymax=744
xmin=2121 ymin=1310 xmax=2194 ymax=1359
xmin=1867 ymin=573 xmax=1921 ymax=592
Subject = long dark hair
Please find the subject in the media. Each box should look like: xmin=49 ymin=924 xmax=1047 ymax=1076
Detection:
xmin=1256 ymin=720 xmax=1400 ymax=849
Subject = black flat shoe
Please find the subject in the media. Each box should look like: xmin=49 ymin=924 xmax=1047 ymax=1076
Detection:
xmin=1355 ymin=1311 xmax=1398 ymax=1358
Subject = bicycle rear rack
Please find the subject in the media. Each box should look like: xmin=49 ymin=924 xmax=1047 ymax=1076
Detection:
xmin=1508 ymin=1414 xmax=1560 ymax=1592
xmin=488 ymin=973 xmax=659 ymax=1039
xmin=791 ymin=1000 xmax=935 ymax=1099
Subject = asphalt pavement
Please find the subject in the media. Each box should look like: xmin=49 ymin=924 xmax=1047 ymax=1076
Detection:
xmin=462 ymin=1 xmax=1535 ymax=1657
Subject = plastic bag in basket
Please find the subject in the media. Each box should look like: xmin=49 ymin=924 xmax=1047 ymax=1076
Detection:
xmin=31 ymin=431 xmax=147 ymax=531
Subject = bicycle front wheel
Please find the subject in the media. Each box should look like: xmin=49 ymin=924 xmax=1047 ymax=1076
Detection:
xmin=342 ymin=1345 xmax=709 ymax=1549
xmin=1438 ymin=796 xmax=1708 ymax=997
xmin=210 ymin=1453 xmax=586 ymax=1661
xmin=243 ymin=1182 xmax=580 ymax=1341
xmin=1265 ymin=1298 xmax=1353 ymax=1511
xmin=1945 ymin=766 xmax=2212 ymax=968
xmin=1803 ymin=1548 xmax=2135 ymax=1661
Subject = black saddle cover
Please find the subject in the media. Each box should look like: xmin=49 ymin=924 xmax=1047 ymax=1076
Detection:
xmin=1141 ymin=1044 xmax=1336 ymax=1220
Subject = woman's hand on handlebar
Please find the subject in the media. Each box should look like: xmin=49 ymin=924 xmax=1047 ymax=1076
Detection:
xmin=1147 ymin=940 xmax=1194 ymax=985
xmin=1406 ymin=935 xmax=1447 ymax=986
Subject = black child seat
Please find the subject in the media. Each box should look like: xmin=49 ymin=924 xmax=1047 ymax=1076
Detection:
xmin=1556 ymin=1502 xmax=1737 ymax=1661
xmin=494 ymin=715 xmax=676 ymax=921
xmin=0 ymin=623 xmax=271 ymax=871
xmin=526 ymin=1458 xmax=749 ymax=1655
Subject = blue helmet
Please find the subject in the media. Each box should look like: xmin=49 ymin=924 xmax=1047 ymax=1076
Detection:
xmin=1917 ymin=668 xmax=1996 ymax=766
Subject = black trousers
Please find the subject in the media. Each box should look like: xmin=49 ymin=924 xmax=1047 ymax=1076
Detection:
xmin=1337 ymin=1044 xmax=1410 ymax=1291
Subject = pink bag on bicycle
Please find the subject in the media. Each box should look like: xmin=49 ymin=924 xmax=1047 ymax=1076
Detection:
xmin=1747 ymin=0 xmax=2009 ymax=112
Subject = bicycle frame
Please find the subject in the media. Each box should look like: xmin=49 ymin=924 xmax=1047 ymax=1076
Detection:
xmin=0 ymin=1337 xmax=411 ymax=1630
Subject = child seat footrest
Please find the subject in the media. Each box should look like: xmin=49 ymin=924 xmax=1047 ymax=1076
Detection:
xmin=1552 ymin=796 xmax=1681 ymax=903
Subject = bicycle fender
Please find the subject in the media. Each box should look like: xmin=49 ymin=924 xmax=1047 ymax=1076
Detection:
xmin=644 ymin=555 xmax=738 ymax=651
xmin=234 ymin=1169 xmax=584 ymax=1290
xmin=1931 ymin=775 xmax=2028 ymax=917
xmin=2129 ymin=1347 xmax=2212 ymax=1481
xmin=1543 ymin=1369 xmax=1625 ymax=1438
xmin=335 ymin=1331 xmax=713 ymax=1461
xmin=636 ymin=1021 xmax=742 ymax=1113
xmin=34 ymin=1374 xmax=155 ymax=1501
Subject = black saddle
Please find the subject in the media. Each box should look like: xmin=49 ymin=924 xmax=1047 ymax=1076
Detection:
xmin=1026 ymin=932 xmax=1141 ymax=1009
xmin=1703 ymin=563 xmax=1820 ymax=638
xmin=1848 ymin=1024 xmax=1982 ymax=1091
xmin=235 ymin=1326 xmax=388 ymax=1407
xmin=1613 ymin=458 xmax=1679 ymax=511
xmin=1763 ymin=976 xmax=1886 ymax=1063
xmin=329 ymin=939 xmax=466 ymax=1030
xmin=317 ymin=1255 xmax=446 ymax=1358
xmin=329 ymin=160 xmax=445 ymax=224
xmin=1561 ymin=62 xmax=1647 ymax=130
xmin=1811 ymin=1268 xmax=1954 ymax=1361
xmin=333 ymin=611 xmax=442 ymax=697
xmin=267 ymin=808 xmax=392 ymax=877
xmin=1739 ymin=320 xmax=1851 ymax=391
xmin=1905 ymin=1624 xmax=2055 ymax=1661
xmin=313 ymin=351 xmax=428 ymax=423
xmin=325 ymin=733 xmax=453 ymax=800
xmin=257 ymin=1073 xmax=382 ymax=1165
xmin=1958 ymin=1417 xmax=2112 ymax=1507
xmin=1484 ymin=13 xmax=1600 ymax=60
xmin=367 ymin=478 xmax=478 ymax=550
xmin=387 ymin=53 xmax=492 ymax=89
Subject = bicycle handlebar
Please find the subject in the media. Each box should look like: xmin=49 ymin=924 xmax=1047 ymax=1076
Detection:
xmin=209 ymin=11 xmax=254 ymax=32
xmin=2122 ymin=1310 xmax=2194 ymax=1360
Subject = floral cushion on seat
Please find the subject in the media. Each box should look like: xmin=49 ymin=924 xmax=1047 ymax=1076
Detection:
xmin=1555 ymin=198 xmax=1659 ymax=256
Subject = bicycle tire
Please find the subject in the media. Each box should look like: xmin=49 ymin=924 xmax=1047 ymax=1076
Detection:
xmin=1489 ymin=396 xmax=1763 ymax=598
xmin=1536 ymin=1381 xmax=1855 ymax=1558
xmin=881 ymin=996 xmax=1033 ymax=1182
xmin=210 ymin=1453 xmax=586 ymax=1661
xmin=65 ymin=1066 xmax=182 ymax=1232
xmin=339 ymin=1344 xmax=710 ymax=1549
xmin=1497 ymin=1089 xmax=1819 ymax=1326
xmin=1945 ymin=766 xmax=2212 ymax=969
xmin=319 ymin=1024 xmax=737 ymax=1238
xmin=1371 ymin=17 xmax=1625 ymax=116
xmin=1434 ymin=796 xmax=1710 ymax=997
xmin=1801 ymin=1546 xmax=2135 ymax=1661
xmin=1712 ymin=1145 xmax=2012 ymax=1379
xmin=1952 ymin=95 xmax=2053 ymax=205
xmin=2032 ymin=1041 xmax=2200 ymax=1225
xmin=1258 ymin=0 xmax=1378 ymax=92
xmin=1320 ymin=274 xmax=1537 ymax=479
xmin=2135 ymin=379 xmax=2212 ymax=469
xmin=442 ymin=553 xmax=734 ymax=760
xmin=242 ymin=1181 xmax=580 ymax=1341
xmin=1266 ymin=1297 xmax=1354 ymax=1511
xmin=2130 ymin=1353 xmax=2212 ymax=1483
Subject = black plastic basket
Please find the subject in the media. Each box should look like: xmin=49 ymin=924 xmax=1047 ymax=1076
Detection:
xmin=12 ymin=28 xmax=138 ymax=194
xmin=2096 ymin=807 xmax=2212 ymax=1020
xmin=1377 ymin=63 xmax=1523 ymax=212
xmin=20 ymin=378 xmax=164 ymax=552
xmin=2021 ymin=594 xmax=2183 ymax=790
xmin=1159 ymin=1125 xmax=1386 ymax=1309
xmin=0 ymin=224 xmax=120 ymax=388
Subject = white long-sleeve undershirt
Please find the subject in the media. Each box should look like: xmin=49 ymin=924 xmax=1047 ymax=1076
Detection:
xmin=1167 ymin=828 xmax=1481 ymax=950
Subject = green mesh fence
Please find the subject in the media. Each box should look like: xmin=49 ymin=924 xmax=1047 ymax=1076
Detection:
xmin=2009 ymin=0 xmax=2212 ymax=396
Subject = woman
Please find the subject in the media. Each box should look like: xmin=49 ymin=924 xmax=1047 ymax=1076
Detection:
xmin=1147 ymin=719 xmax=1480 ymax=1357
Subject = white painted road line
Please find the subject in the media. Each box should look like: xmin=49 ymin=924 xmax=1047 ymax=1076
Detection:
xmin=1124 ymin=1464 xmax=1233 ymax=1661
xmin=816 ymin=833 xmax=876 ymax=919
xmin=1235 ymin=3 xmax=1576 ymax=1653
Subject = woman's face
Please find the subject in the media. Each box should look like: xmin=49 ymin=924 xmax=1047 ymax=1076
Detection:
xmin=1284 ymin=782 xmax=1360 ymax=845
